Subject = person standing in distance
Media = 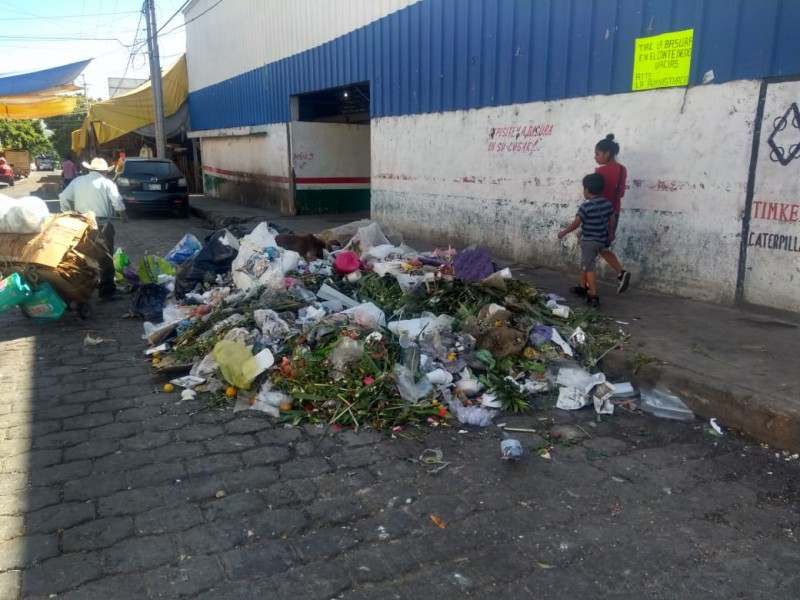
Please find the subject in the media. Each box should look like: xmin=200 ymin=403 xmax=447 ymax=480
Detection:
xmin=59 ymin=157 xmax=128 ymax=301
xmin=61 ymin=154 xmax=78 ymax=190
xmin=593 ymin=134 xmax=631 ymax=293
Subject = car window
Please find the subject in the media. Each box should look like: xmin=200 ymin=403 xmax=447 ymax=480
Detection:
xmin=121 ymin=162 xmax=179 ymax=178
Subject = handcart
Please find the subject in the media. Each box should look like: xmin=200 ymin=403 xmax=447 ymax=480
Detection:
xmin=0 ymin=213 xmax=107 ymax=322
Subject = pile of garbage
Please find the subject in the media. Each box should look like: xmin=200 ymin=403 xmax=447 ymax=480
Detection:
xmin=126 ymin=220 xmax=630 ymax=430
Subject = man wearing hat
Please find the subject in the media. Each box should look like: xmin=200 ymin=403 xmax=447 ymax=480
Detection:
xmin=59 ymin=157 xmax=128 ymax=301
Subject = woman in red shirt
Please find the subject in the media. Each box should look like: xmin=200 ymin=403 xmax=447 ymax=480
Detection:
xmin=594 ymin=134 xmax=631 ymax=294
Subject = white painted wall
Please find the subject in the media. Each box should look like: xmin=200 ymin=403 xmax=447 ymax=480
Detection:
xmin=372 ymin=80 xmax=760 ymax=304
xmin=202 ymin=125 xmax=289 ymax=181
xmin=185 ymin=0 xmax=420 ymax=92
xmin=201 ymin=124 xmax=292 ymax=211
xmin=744 ymin=81 xmax=800 ymax=312
xmin=290 ymin=122 xmax=370 ymax=189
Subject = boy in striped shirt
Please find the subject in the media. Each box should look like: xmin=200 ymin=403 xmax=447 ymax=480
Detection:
xmin=557 ymin=173 xmax=615 ymax=307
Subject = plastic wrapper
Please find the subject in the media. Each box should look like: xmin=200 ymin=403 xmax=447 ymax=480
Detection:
xmin=340 ymin=302 xmax=386 ymax=329
xmin=138 ymin=255 xmax=176 ymax=284
xmin=253 ymin=309 xmax=292 ymax=340
xmin=165 ymin=233 xmax=202 ymax=264
xmin=190 ymin=352 xmax=219 ymax=378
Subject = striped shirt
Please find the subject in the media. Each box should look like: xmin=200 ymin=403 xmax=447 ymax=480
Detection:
xmin=578 ymin=196 xmax=614 ymax=243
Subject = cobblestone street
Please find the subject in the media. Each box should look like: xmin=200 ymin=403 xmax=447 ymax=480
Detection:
xmin=0 ymin=214 xmax=798 ymax=599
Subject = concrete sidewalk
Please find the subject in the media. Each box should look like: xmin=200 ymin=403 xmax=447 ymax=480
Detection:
xmin=190 ymin=194 xmax=800 ymax=452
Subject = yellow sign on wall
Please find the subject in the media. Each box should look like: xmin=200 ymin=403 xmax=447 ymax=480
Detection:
xmin=632 ymin=29 xmax=694 ymax=91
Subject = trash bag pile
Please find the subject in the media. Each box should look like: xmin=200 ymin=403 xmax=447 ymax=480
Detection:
xmin=127 ymin=220 xmax=629 ymax=429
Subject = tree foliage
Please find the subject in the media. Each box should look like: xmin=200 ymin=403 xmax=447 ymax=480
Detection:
xmin=46 ymin=96 xmax=93 ymax=160
xmin=0 ymin=119 xmax=54 ymax=156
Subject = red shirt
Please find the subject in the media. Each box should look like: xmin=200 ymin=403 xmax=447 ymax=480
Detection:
xmin=595 ymin=163 xmax=627 ymax=214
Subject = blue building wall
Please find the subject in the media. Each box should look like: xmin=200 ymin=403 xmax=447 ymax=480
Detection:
xmin=189 ymin=0 xmax=800 ymax=131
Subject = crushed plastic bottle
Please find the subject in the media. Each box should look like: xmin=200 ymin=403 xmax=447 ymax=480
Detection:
xmin=639 ymin=388 xmax=694 ymax=421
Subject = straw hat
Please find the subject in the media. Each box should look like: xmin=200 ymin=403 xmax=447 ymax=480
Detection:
xmin=81 ymin=157 xmax=112 ymax=171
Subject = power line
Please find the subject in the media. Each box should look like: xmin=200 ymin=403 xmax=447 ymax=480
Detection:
xmin=159 ymin=0 xmax=224 ymax=37
xmin=110 ymin=3 xmax=148 ymax=97
xmin=2 ymin=11 xmax=140 ymax=21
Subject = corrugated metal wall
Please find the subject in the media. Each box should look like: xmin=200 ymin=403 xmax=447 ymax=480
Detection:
xmin=188 ymin=0 xmax=800 ymax=131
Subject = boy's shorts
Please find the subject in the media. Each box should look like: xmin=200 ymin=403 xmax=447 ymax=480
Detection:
xmin=581 ymin=240 xmax=606 ymax=272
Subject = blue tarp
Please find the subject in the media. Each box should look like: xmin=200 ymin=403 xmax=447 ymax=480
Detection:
xmin=0 ymin=59 xmax=91 ymax=96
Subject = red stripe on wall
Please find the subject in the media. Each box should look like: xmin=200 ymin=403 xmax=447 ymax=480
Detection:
xmin=295 ymin=177 xmax=371 ymax=184
xmin=204 ymin=165 xmax=290 ymax=184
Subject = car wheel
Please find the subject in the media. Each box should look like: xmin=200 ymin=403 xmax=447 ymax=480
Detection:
xmin=8 ymin=180 xmax=14 ymax=187
xmin=178 ymin=204 xmax=190 ymax=219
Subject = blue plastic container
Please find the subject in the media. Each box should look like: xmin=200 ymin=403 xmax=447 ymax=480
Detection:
xmin=0 ymin=273 xmax=33 ymax=313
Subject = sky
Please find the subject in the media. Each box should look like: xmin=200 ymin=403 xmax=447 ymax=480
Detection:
xmin=1 ymin=0 xmax=188 ymax=100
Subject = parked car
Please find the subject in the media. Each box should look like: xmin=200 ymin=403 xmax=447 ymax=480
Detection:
xmin=35 ymin=155 xmax=55 ymax=171
xmin=114 ymin=158 xmax=190 ymax=218
xmin=0 ymin=159 xmax=14 ymax=186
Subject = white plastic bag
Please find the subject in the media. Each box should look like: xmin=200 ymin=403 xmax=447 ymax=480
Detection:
xmin=0 ymin=194 xmax=50 ymax=234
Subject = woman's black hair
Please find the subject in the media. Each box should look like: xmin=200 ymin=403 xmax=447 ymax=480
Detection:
xmin=582 ymin=173 xmax=605 ymax=195
xmin=595 ymin=133 xmax=620 ymax=157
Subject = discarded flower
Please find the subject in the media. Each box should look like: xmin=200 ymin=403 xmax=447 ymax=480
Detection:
xmin=363 ymin=376 xmax=375 ymax=385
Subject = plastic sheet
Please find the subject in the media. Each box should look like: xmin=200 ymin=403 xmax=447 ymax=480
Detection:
xmin=639 ymin=389 xmax=694 ymax=420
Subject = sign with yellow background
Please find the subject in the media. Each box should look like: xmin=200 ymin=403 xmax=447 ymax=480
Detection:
xmin=632 ymin=29 xmax=694 ymax=91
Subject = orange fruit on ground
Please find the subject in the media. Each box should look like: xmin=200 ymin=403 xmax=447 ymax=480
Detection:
xmin=163 ymin=383 xmax=174 ymax=393
xmin=151 ymin=358 xmax=160 ymax=365
xmin=279 ymin=402 xmax=293 ymax=411
xmin=225 ymin=386 xmax=237 ymax=398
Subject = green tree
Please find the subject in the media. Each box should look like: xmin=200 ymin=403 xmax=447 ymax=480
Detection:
xmin=46 ymin=96 xmax=93 ymax=160
xmin=0 ymin=119 xmax=54 ymax=156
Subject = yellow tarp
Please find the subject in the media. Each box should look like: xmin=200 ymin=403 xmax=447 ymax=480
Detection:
xmin=72 ymin=55 xmax=187 ymax=153
xmin=1 ymin=96 xmax=79 ymax=119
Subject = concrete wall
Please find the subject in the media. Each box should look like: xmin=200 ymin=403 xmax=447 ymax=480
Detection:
xmin=373 ymin=80 xmax=761 ymax=305
xmin=744 ymin=81 xmax=800 ymax=312
xmin=202 ymin=125 xmax=293 ymax=214
xmin=290 ymin=122 xmax=371 ymax=213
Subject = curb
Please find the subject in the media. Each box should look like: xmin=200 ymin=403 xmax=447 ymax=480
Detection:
xmin=601 ymin=350 xmax=800 ymax=453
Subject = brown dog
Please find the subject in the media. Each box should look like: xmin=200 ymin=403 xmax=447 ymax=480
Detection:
xmin=275 ymin=233 xmax=329 ymax=263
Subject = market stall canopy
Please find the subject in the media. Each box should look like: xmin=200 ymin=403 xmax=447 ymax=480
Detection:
xmin=0 ymin=59 xmax=90 ymax=120
xmin=72 ymin=55 xmax=188 ymax=153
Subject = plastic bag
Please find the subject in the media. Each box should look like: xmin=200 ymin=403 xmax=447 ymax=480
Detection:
xmin=394 ymin=364 xmax=433 ymax=403
xmin=138 ymin=255 xmax=176 ymax=284
xmin=130 ymin=283 xmax=167 ymax=322
xmin=253 ymin=309 xmax=291 ymax=340
xmin=447 ymin=397 xmax=496 ymax=427
xmin=0 ymin=193 xmax=49 ymax=234
xmin=639 ymin=389 xmax=694 ymax=420
xmin=452 ymin=247 xmax=495 ymax=282
xmin=175 ymin=229 xmax=240 ymax=298
xmin=330 ymin=338 xmax=364 ymax=377
xmin=165 ymin=233 xmax=202 ymax=264
xmin=212 ymin=340 xmax=274 ymax=389
xmin=113 ymin=248 xmax=130 ymax=281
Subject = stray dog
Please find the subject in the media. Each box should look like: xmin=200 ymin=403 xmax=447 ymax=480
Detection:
xmin=275 ymin=233 xmax=329 ymax=263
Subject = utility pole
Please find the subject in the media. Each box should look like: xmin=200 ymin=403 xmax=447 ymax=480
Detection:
xmin=144 ymin=0 xmax=167 ymax=158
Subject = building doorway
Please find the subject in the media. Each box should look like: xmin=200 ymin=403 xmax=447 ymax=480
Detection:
xmin=290 ymin=82 xmax=371 ymax=214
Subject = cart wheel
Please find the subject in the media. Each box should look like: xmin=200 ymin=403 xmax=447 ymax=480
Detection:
xmin=18 ymin=305 xmax=31 ymax=320
xmin=77 ymin=303 xmax=93 ymax=320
